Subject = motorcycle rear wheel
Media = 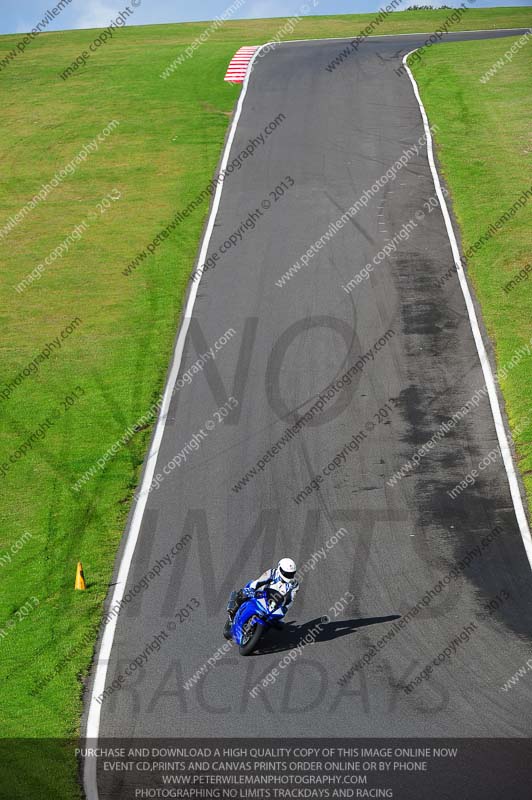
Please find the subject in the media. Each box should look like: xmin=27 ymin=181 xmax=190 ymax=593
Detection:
xmin=239 ymin=623 xmax=263 ymax=656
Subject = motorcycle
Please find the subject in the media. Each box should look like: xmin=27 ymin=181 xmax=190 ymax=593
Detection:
xmin=224 ymin=587 xmax=287 ymax=655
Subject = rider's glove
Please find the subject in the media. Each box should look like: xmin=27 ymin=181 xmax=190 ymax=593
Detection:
xmin=242 ymin=587 xmax=255 ymax=598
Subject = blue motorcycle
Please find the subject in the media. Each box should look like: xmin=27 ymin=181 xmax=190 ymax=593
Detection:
xmin=224 ymin=587 xmax=286 ymax=655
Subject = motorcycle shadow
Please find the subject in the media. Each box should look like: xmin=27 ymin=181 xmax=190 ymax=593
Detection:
xmin=253 ymin=614 xmax=400 ymax=655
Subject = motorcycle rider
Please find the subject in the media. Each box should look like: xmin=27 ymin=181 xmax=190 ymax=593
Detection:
xmin=227 ymin=558 xmax=299 ymax=624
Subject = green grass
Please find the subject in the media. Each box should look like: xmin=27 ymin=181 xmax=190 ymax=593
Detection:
xmin=0 ymin=6 xmax=531 ymax=798
xmin=410 ymin=32 xmax=532 ymax=502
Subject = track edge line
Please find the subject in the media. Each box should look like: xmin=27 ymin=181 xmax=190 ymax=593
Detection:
xmin=402 ymin=48 xmax=532 ymax=569
xmin=81 ymin=41 xmax=273 ymax=800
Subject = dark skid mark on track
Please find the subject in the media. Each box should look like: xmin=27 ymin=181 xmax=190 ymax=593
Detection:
xmin=402 ymin=301 xmax=455 ymax=337
xmin=392 ymin=232 xmax=532 ymax=641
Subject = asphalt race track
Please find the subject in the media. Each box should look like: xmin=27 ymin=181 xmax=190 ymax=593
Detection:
xmin=84 ymin=27 xmax=532 ymax=791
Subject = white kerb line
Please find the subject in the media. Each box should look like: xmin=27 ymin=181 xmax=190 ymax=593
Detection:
xmin=403 ymin=48 xmax=532 ymax=569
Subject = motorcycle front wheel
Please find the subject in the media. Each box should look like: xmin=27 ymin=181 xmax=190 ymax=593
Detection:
xmin=239 ymin=621 xmax=263 ymax=656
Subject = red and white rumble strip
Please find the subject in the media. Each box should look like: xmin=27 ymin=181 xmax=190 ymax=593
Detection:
xmin=224 ymin=46 xmax=259 ymax=83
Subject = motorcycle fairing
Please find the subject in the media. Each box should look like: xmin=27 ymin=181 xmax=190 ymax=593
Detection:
xmin=231 ymin=593 xmax=285 ymax=645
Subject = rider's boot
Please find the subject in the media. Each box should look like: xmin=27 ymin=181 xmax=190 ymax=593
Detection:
xmin=227 ymin=590 xmax=238 ymax=615
xmin=227 ymin=589 xmax=246 ymax=620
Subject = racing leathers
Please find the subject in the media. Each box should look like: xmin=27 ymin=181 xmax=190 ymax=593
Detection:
xmin=228 ymin=567 xmax=299 ymax=620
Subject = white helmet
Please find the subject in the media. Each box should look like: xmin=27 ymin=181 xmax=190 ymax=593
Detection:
xmin=277 ymin=557 xmax=296 ymax=582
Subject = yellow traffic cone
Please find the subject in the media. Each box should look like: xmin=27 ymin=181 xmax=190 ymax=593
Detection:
xmin=75 ymin=561 xmax=86 ymax=591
